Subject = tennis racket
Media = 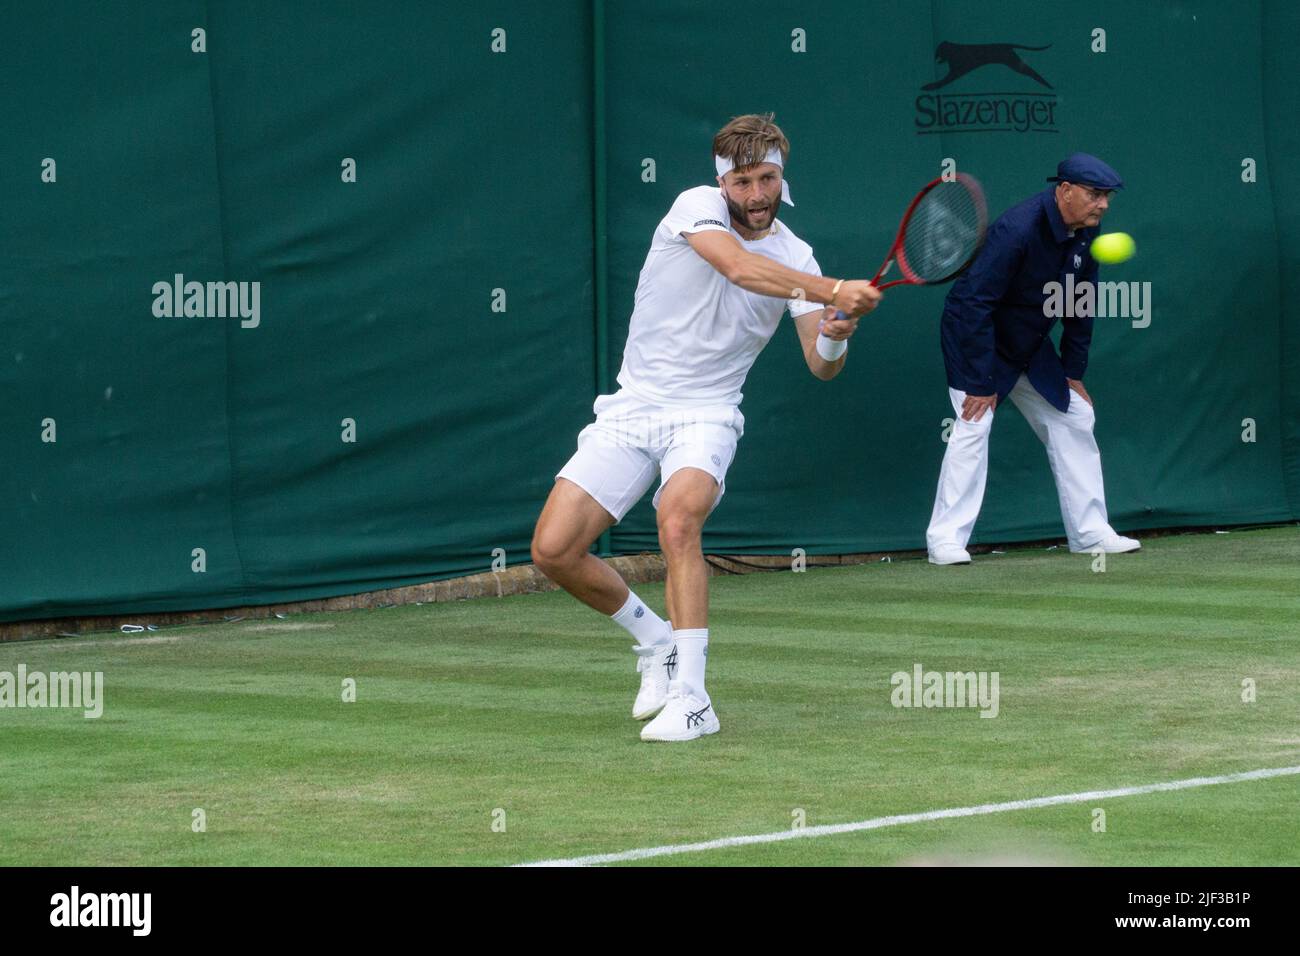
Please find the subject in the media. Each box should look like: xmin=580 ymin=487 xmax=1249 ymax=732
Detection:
xmin=833 ymin=172 xmax=987 ymax=320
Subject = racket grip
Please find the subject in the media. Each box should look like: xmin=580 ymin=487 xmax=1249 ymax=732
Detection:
xmin=818 ymin=310 xmax=849 ymax=333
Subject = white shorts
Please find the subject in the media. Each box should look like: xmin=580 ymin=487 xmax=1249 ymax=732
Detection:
xmin=556 ymin=389 xmax=745 ymax=523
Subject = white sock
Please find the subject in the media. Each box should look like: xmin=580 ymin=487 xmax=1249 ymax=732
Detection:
xmin=673 ymin=629 xmax=708 ymax=698
xmin=611 ymin=590 xmax=672 ymax=646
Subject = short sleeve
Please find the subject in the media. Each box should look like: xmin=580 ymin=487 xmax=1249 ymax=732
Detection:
xmin=662 ymin=187 xmax=731 ymax=240
xmin=787 ymin=251 xmax=824 ymax=318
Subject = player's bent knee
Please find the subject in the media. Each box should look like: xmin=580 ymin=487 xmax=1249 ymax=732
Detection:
xmin=657 ymin=513 xmax=703 ymax=557
xmin=530 ymin=533 xmax=578 ymax=577
xmin=529 ymin=539 xmax=554 ymax=575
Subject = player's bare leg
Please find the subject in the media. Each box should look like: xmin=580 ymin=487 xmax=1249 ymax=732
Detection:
xmin=642 ymin=467 xmax=721 ymax=741
xmin=531 ymin=478 xmax=625 ymax=614
xmin=655 ymin=468 xmax=716 ymax=629
xmin=533 ymin=477 xmax=676 ymax=720
xmin=662 ymin=569 xmax=676 ymax=627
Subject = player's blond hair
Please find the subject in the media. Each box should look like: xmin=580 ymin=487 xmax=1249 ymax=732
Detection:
xmin=712 ymin=113 xmax=790 ymax=173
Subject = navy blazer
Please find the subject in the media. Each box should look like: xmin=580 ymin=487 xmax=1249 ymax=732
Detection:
xmin=939 ymin=187 xmax=1099 ymax=412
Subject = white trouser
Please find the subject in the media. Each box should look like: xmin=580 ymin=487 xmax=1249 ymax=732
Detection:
xmin=926 ymin=374 xmax=1115 ymax=553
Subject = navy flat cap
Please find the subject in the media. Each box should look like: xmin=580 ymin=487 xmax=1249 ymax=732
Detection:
xmin=1046 ymin=152 xmax=1124 ymax=190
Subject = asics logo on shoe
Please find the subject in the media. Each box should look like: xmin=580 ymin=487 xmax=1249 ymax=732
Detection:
xmin=685 ymin=704 xmax=711 ymax=728
xmin=663 ymin=646 xmax=678 ymax=678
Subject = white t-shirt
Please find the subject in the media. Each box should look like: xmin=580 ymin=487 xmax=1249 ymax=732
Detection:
xmin=615 ymin=185 xmax=824 ymax=407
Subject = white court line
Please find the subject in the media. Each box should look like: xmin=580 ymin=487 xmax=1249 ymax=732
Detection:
xmin=515 ymin=765 xmax=1300 ymax=867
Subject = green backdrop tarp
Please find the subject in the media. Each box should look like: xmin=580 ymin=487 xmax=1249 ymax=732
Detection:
xmin=605 ymin=0 xmax=1295 ymax=554
xmin=1 ymin=1 xmax=1295 ymax=622
xmin=1 ymin=3 xmax=596 ymax=620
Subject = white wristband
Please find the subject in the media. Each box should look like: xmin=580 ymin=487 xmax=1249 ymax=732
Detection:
xmin=816 ymin=332 xmax=847 ymax=361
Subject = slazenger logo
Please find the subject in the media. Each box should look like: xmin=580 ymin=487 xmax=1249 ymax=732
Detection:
xmin=50 ymin=886 xmax=151 ymax=936
xmin=924 ymin=41 xmax=1053 ymax=90
xmin=915 ymin=40 xmax=1058 ymax=135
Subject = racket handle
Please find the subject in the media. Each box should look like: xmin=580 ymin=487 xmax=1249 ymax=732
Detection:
xmin=818 ymin=311 xmax=850 ymax=335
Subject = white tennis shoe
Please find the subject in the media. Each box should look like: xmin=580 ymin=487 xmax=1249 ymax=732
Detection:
xmin=1073 ymin=534 xmax=1141 ymax=554
xmin=632 ymin=640 xmax=677 ymax=720
xmin=640 ymin=680 xmax=719 ymax=742
xmin=928 ymin=543 xmax=972 ymax=565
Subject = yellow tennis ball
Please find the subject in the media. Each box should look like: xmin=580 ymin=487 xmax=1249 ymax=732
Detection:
xmin=1091 ymin=232 xmax=1135 ymax=264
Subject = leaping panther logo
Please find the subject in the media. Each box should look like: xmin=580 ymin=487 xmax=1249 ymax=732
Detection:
xmin=923 ymin=41 xmax=1053 ymax=91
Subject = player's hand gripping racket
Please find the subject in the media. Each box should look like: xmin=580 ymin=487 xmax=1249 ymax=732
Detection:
xmin=833 ymin=173 xmax=987 ymax=320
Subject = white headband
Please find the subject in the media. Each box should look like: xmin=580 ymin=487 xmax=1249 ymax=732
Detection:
xmin=715 ymin=146 xmax=794 ymax=206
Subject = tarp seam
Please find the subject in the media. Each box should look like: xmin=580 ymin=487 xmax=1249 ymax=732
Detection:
xmin=202 ymin=0 xmax=250 ymax=597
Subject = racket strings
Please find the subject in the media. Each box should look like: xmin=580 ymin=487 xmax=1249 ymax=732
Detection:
xmin=900 ymin=179 xmax=986 ymax=283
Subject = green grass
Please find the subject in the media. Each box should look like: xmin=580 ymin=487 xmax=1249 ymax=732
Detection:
xmin=1 ymin=526 xmax=1297 ymax=866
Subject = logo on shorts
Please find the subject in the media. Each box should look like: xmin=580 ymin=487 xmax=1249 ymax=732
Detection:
xmin=1074 ymin=254 xmax=1082 ymax=269
xmin=634 ymin=605 xmax=644 ymax=619
xmin=711 ymin=454 xmax=722 ymax=466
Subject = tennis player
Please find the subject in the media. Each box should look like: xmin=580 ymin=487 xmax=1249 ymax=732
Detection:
xmin=927 ymin=153 xmax=1141 ymax=564
xmin=531 ymin=113 xmax=881 ymax=742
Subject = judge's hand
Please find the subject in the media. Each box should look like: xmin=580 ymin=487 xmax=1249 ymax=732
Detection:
xmin=961 ymin=393 xmax=997 ymax=422
xmin=1067 ymin=378 xmax=1093 ymax=407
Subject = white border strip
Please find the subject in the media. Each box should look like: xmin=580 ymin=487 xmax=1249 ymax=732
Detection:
xmin=515 ymin=765 xmax=1300 ymax=867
